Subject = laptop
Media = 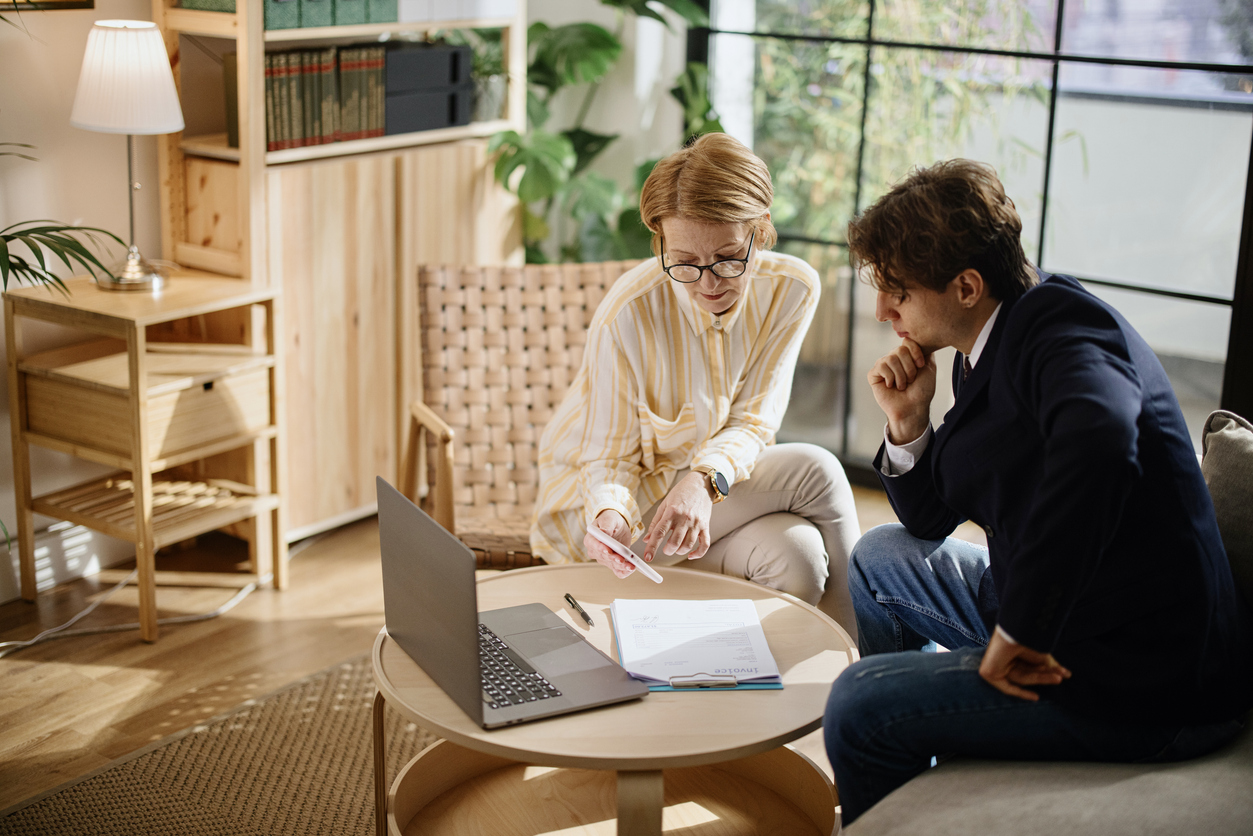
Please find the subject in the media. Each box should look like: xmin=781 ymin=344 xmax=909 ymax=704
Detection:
xmin=376 ymin=477 xmax=649 ymax=729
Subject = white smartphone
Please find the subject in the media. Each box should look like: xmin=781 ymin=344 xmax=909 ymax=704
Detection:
xmin=587 ymin=527 xmax=664 ymax=584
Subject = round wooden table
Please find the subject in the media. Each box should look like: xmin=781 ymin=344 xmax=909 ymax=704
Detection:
xmin=372 ymin=563 xmax=858 ymax=836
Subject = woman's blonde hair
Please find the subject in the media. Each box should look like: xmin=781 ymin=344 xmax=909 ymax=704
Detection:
xmin=639 ymin=133 xmax=778 ymax=256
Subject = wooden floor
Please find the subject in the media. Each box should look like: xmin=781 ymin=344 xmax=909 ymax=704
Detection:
xmin=0 ymin=484 xmax=985 ymax=811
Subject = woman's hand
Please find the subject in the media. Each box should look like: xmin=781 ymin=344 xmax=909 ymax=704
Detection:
xmin=585 ymin=509 xmax=637 ymax=578
xmin=643 ymin=472 xmax=713 ymax=562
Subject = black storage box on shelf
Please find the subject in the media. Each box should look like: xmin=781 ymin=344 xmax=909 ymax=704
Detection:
xmin=384 ymin=43 xmax=475 ymax=135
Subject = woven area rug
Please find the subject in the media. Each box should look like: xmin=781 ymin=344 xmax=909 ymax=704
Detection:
xmin=0 ymin=655 xmax=439 ymax=836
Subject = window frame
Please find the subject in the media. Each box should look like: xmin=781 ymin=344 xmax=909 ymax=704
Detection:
xmin=692 ymin=0 xmax=1253 ymax=463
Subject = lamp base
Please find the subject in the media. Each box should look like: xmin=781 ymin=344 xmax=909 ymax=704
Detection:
xmin=98 ymin=246 xmax=167 ymax=292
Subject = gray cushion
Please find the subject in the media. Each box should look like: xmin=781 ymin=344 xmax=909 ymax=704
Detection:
xmin=843 ymin=721 xmax=1253 ymax=836
xmin=1202 ymin=410 xmax=1253 ymax=608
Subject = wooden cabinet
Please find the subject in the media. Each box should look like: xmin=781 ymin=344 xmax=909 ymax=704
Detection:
xmin=152 ymin=0 xmax=525 ymax=537
xmin=4 ymin=273 xmax=285 ymax=641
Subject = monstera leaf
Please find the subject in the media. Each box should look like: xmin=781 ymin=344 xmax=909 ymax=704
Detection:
xmin=600 ymin=0 xmax=709 ymax=29
xmin=564 ymin=128 xmax=619 ymax=175
xmin=489 ymin=129 xmax=577 ymax=203
xmin=671 ymin=62 xmax=725 ymax=139
xmin=528 ymin=22 xmax=622 ymax=94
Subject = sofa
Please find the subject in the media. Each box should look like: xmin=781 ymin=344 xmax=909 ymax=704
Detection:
xmin=845 ymin=409 xmax=1253 ymax=836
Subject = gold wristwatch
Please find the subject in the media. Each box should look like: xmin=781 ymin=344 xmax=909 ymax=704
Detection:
xmin=693 ymin=465 xmax=729 ymax=503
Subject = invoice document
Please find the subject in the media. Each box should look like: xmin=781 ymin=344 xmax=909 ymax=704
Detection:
xmin=610 ymin=598 xmax=782 ymax=690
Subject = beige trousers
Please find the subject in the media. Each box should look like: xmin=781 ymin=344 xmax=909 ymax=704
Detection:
xmin=635 ymin=443 xmax=861 ymax=638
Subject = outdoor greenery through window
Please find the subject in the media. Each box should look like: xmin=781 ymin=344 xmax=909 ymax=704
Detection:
xmin=704 ymin=0 xmax=1253 ymax=465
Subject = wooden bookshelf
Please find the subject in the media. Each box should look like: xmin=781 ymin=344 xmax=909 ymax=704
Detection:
xmin=152 ymin=0 xmax=526 ymax=539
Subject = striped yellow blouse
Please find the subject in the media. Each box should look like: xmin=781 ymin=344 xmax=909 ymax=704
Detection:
xmin=530 ymin=250 xmax=821 ymax=564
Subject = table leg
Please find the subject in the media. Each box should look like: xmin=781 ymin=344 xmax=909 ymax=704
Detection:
xmin=374 ymin=690 xmax=388 ymax=836
xmin=617 ymin=769 xmax=664 ymax=836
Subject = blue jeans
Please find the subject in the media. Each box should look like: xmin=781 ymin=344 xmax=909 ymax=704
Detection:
xmin=825 ymin=524 xmax=1244 ymax=826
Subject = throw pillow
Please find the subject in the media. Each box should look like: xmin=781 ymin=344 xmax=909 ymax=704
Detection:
xmin=1202 ymin=410 xmax=1253 ymax=607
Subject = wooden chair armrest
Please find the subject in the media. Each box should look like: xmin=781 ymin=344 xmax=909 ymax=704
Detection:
xmin=401 ymin=401 xmax=456 ymax=533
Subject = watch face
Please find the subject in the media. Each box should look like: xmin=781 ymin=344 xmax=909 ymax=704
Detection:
xmin=712 ymin=471 xmax=729 ymax=497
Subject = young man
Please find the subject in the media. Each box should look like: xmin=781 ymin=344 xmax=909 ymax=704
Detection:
xmin=824 ymin=159 xmax=1252 ymax=826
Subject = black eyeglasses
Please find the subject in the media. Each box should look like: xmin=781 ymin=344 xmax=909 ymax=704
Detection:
xmin=661 ymin=230 xmax=755 ymax=284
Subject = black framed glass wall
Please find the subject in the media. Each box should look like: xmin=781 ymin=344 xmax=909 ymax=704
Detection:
xmin=700 ymin=0 xmax=1253 ymax=467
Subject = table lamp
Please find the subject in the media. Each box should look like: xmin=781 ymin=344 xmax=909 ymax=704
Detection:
xmin=70 ymin=20 xmax=185 ymax=292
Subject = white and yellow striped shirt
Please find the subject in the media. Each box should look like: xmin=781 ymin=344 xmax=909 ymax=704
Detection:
xmin=530 ymin=250 xmax=821 ymax=564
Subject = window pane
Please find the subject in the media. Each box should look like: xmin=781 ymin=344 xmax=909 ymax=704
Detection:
xmin=876 ymin=0 xmax=1056 ymax=53
xmin=1081 ymin=283 xmax=1230 ymax=451
xmin=1042 ymin=66 xmax=1252 ymax=299
xmin=777 ymin=241 xmax=851 ymax=452
xmin=860 ymin=48 xmax=1052 ymax=255
xmin=1062 ymin=0 xmax=1250 ymax=67
xmin=711 ymin=34 xmax=867 ymax=241
xmin=711 ymin=0 xmax=870 ymax=40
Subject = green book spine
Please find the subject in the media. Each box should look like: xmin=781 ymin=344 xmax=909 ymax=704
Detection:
xmin=264 ymin=0 xmax=299 ymax=30
xmin=337 ymin=48 xmax=351 ymax=142
xmin=299 ymin=0 xmax=332 ymax=27
xmin=366 ymin=0 xmax=396 ymax=23
xmin=353 ymin=48 xmax=366 ymax=140
xmin=302 ymin=51 xmax=318 ymax=146
xmin=264 ymin=54 xmax=278 ymax=151
xmin=364 ymin=47 xmax=378 ymax=138
xmin=375 ymin=47 xmax=386 ymax=137
xmin=333 ymin=0 xmax=366 ymax=25
xmin=343 ymin=48 xmax=362 ymax=141
xmin=224 ymin=51 xmax=239 ymax=149
xmin=276 ymin=53 xmax=291 ymax=150
xmin=288 ymin=50 xmax=305 ymax=147
xmin=322 ymin=47 xmax=339 ymax=143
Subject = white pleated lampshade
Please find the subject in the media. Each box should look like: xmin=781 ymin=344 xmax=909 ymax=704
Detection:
xmin=70 ymin=20 xmax=185 ymax=135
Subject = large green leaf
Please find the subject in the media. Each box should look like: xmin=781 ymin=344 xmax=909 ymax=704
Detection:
xmin=522 ymin=205 xmax=551 ymax=244
xmin=615 ymin=206 xmax=654 ymax=258
xmin=529 ymin=22 xmax=622 ymax=93
xmin=635 ymin=158 xmax=661 ymax=192
xmin=600 ymin=0 xmax=709 ymax=29
xmin=670 ymin=62 xmax=725 ymax=140
xmin=563 ymin=128 xmax=618 ymax=175
xmin=563 ymin=172 xmax=626 ymax=222
xmin=489 ymin=129 xmax=577 ymax=203
xmin=526 ymin=89 xmax=551 ymax=130
xmin=577 ymin=205 xmax=655 ymax=263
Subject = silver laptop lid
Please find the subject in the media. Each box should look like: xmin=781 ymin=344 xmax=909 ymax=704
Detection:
xmin=376 ymin=476 xmax=483 ymax=725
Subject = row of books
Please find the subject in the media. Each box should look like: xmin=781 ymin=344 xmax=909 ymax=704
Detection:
xmin=264 ymin=46 xmax=386 ymax=151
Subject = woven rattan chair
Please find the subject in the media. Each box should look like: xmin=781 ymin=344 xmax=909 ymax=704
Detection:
xmin=401 ymin=261 xmax=643 ymax=570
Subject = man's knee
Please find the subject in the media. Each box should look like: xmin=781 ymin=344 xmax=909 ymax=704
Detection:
xmin=849 ymin=524 xmax=914 ymax=590
xmin=825 ymin=656 xmax=902 ymax=750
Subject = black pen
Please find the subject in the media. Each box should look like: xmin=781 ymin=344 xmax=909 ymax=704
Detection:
xmin=564 ymin=592 xmax=594 ymax=627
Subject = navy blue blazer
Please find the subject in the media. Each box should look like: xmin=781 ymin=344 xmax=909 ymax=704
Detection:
xmin=875 ymin=272 xmax=1252 ymax=723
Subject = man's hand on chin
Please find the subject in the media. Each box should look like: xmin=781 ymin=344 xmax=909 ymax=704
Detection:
xmin=978 ymin=629 xmax=1072 ymax=701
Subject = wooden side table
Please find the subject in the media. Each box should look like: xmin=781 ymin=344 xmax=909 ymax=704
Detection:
xmin=372 ymin=563 xmax=859 ymax=835
xmin=4 ymin=271 xmax=287 ymax=641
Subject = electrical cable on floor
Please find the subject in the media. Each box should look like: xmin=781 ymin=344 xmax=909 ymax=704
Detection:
xmin=0 ymin=570 xmax=258 ymax=659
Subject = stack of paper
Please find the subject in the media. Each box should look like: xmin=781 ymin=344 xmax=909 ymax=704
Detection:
xmin=610 ymin=599 xmax=782 ymax=690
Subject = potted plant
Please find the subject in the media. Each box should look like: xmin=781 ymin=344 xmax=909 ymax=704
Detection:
xmin=2 ymin=142 xmax=125 ymax=292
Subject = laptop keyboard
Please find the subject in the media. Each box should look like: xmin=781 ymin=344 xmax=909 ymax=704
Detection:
xmin=479 ymin=624 xmax=562 ymax=709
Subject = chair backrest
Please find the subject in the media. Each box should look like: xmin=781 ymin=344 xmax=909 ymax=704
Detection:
xmin=418 ymin=261 xmax=644 ymax=521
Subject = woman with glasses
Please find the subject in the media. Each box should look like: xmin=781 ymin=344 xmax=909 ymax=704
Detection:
xmin=530 ymin=132 xmax=862 ymax=633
